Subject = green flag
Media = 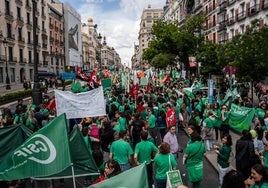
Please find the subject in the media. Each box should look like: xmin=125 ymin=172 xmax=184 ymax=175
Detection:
xmin=0 ymin=125 xmax=33 ymax=163
xmin=90 ymin=163 xmax=149 ymax=188
xmin=0 ymin=114 xmax=72 ymax=181
xmin=101 ymin=78 xmax=112 ymax=89
xmin=229 ymin=104 xmax=255 ymax=133
xmin=34 ymin=127 xmax=99 ymax=180
xmin=183 ymin=88 xmax=195 ymax=100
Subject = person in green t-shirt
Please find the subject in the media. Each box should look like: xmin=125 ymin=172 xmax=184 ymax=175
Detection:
xmin=154 ymin=142 xmax=177 ymax=188
xmin=109 ymin=130 xmax=133 ymax=171
xmin=134 ymin=131 xmax=158 ymax=188
xmin=214 ymin=133 xmax=232 ymax=186
xmin=183 ymin=132 xmax=206 ymax=188
xmin=244 ymin=163 xmax=268 ymax=188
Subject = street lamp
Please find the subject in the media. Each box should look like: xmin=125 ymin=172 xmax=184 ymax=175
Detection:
xmin=3 ymin=38 xmax=11 ymax=90
xmin=32 ymin=0 xmax=42 ymax=106
xmin=97 ymin=33 xmax=102 ymax=70
xmin=194 ymin=28 xmax=201 ymax=77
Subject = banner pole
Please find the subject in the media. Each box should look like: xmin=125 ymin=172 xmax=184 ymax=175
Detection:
xmin=71 ymin=164 xmax=76 ymax=188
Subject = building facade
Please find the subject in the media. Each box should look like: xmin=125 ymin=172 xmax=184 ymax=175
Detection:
xmin=0 ymin=0 xmax=51 ymax=84
xmin=81 ymin=19 xmax=122 ymax=71
xmin=132 ymin=5 xmax=163 ymax=69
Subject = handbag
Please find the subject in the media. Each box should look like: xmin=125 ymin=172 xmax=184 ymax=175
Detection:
xmin=166 ymin=154 xmax=183 ymax=188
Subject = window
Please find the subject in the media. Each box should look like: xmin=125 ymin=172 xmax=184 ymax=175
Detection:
xmin=5 ymin=0 xmax=10 ymax=14
xmin=42 ymin=21 xmax=45 ymax=30
xmin=28 ymin=31 xmax=31 ymax=43
xmin=8 ymin=47 xmax=13 ymax=61
xmin=27 ymin=12 xmax=30 ymax=24
xmin=18 ymin=27 xmax=22 ymax=41
xmin=19 ymin=49 xmax=23 ymax=62
xmin=0 ymin=67 xmax=3 ymax=83
xmin=7 ymin=23 xmax=12 ymax=37
xmin=230 ymin=29 xmax=234 ymax=38
xmin=28 ymin=51 xmax=32 ymax=63
xmin=17 ymin=7 xmax=21 ymax=18
xmin=10 ymin=68 xmax=15 ymax=82
xmin=240 ymin=25 xmax=245 ymax=33
xmin=240 ymin=3 xmax=245 ymax=13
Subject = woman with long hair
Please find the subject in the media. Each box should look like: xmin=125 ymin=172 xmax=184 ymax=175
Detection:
xmin=214 ymin=133 xmax=233 ymax=185
xmin=244 ymin=163 xmax=268 ymax=187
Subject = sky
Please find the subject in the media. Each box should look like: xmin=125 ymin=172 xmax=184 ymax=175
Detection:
xmin=60 ymin=0 xmax=165 ymax=67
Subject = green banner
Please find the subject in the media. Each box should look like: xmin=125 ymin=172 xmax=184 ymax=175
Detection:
xmin=0 ymin=114 xmax=72 ymax=181
xmin=90 ymin=163 xmax=149 ymax=188
xmin=229 ymin=104 xmax=255 ymax=133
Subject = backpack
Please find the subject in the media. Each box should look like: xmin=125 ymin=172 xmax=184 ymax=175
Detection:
xmin=90 ymin=123 xmax=99 ymax=139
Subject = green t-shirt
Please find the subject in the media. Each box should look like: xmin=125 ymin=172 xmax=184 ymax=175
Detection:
xmin=134 ymin=140 xmax=158 ymax=164
xmin=185 ymin=141 xmax=206 ymax=167
xmin=213 ymin=109 xmax=222 ymax=128
xmin=217 ymin=145 xmax=231 ymax=168
xmin=250 ymin=182 xmax=268 ymax=188
xmin=154 ymin=153 xmax=177 ymax=180
xmin=110 ymin=139 xmax=133 ymax=164
xmin=148 ymin=114 xmax=156 ymax=128
xmin=118 ymin=117 xmax=127 ymax=131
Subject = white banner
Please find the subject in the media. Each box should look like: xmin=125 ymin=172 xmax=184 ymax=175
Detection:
xmin=55 ymin=87 xmax=106 ymax=119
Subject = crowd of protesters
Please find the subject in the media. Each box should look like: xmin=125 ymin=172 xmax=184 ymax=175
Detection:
xmin=2 ymin=74 xmax=268 ymax=188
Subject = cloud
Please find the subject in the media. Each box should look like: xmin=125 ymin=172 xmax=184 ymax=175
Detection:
xmin=68 ymin=0 xmax=165 ymax=67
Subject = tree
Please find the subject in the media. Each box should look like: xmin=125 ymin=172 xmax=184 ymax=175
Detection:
xmin=142 ymin=14 xmax=207 ymax=72
xmin=217 ymin=20 xmax=268 ymax=82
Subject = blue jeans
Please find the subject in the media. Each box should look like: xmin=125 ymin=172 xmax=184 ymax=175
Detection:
xmin=119 ymin=163 xmax=130 ymax=172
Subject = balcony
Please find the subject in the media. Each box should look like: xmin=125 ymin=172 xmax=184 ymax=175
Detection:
xmin=7 ymin=34 xmax=15 ymax=41
xmin=55 ymin=26 xmax=59 ymax=32
xmin=5 ymin=10 xmax=14 ymax=21
xmin=27 ymin=39 xmax=33 ymax=44
xmin=9 ymin=57 xmax=17 ymax=63
xmin=50 ymin=37 xmax=54 ymax=42
xmin=227 ymin=16 xmax=235 ymax=25
xmin=228 ymin=0 xmax=236 ymax=6
xmin=42 ymin=43 xmax=48 ymax=49
xmin=42 ymin=29 xmax=47 ymax=34
xmin=18 ymin=37 xmax=25 ymax=43
xmin=49 ymin=23 xmax=53 ymax=29
xmin=237 ymin=11 xmax=246 ymax=21
xmin=219 ymin=1 xmax=227 ymax=10
xmin=41 ymin=13 xmax=46 ymax=20
xmin=25 ymin=3 xmax=32 ymax=11
xmin=26 ymin=22 xmax=33 ymax=30
xmin=248 ymin=4 xmax=259 ymax=16
xmin=17 ymin=17 xmax=24 ymax=26
xmin=41 ymin=0 xmax=45 ymax=5
xmin=60 ymin=41 xmax=64 ymax=46
xmin=218 ymin=20 xmax=227 ymax=31
xmin=15 ymin=0 xmax=23 ymax=6
xmin=19 ymin=58 xmax=27 ymax=64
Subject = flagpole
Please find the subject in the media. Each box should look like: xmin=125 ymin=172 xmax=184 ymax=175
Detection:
xmin=71 ymin=164 xmax=77 ymax=188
